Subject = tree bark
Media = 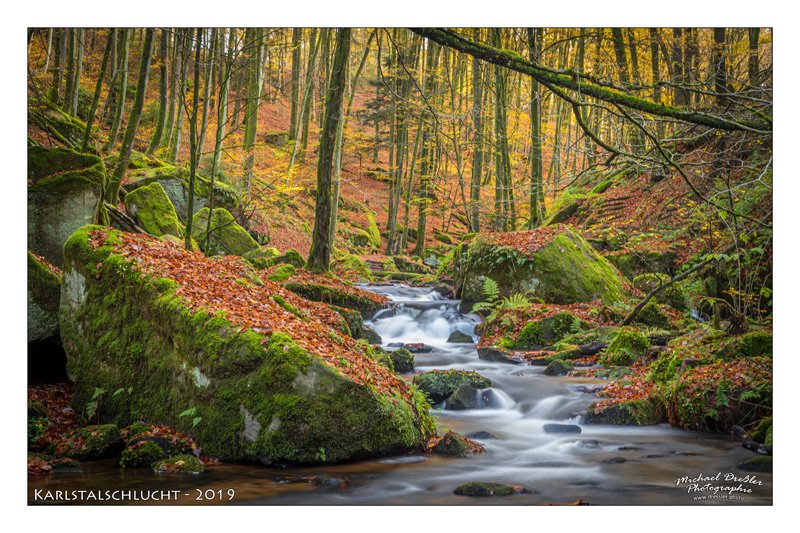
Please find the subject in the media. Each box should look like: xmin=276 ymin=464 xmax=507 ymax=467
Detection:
xmin=469 ymin=28 xmax=483 ymax=232
xmin=528 ymin=28 xmax=544 ymax=229
xmin=106 ymin=28 xmax=131 ymax=151
xmin=82 ymin=32 xmax=113 ymax=152
xmin=147 ymin=28 xmax=170 ymax=155
xmin=288 ymin=28 xmax=302 ymax=140
xmin=748 ymin=28 xmax=760 ymax=87
xmin=307 ymin=28 xmax=351 ymax=272
xmin=105 ymin=29 xmax=154 ymax=204
xmin=184 ymin=28 xmax=203 ymax=251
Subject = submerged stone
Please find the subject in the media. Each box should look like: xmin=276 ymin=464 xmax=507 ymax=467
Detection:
xmin=453 ymin=481 xmax=531 ymax=497
xmin=543 ymin=423 xmax=582 ymax=434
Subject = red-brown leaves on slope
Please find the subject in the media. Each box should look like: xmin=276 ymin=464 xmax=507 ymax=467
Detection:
xmin=286 ymin=269 xmax=389 ymax=307
xmin=481 ymin=225 xmax=568 ymax=256
xmin=30 ymin=252 xmax=62 ymax=276
xmin=89 ymin=230 xmax=408 ymax=400
xmin=28 ymin=382 xmax=79 ymax=449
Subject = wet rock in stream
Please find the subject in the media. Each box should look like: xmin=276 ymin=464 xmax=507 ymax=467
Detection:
xmin=453 ymin=482 xmax=533 ymax=497
xmin=543 ymin=423 xmax=582 ymax=435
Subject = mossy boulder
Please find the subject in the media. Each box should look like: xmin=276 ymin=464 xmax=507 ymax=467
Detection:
xmin=446 ymin=330 xmax=474 ymax=343
xmin=28 ymin=252 xmax=62 ymax=343
xmin=633 ymin=273 xmax=688 ymax=310
xmin=334 ymin=254 xmax=372 ymax=281
xmin=153 ymin=454 xmax=204 ymax=474
xmin=120 ymin=440 xmax=166 ymax=468
xmin=126 ymin=165 xmax=241 ymax=222
xmin=606 ymin=250 xmax=677 ymax=279
xmin=123 ymin=182 xmax=182 ymax=237
xmin=389 ymin=348 xmax=414 ymax=373
xmin=584 ymin=400 xmax=660 ymax=425
xmin=515 ymin=312 xmax=586 ymax=349
xmin=453 ymin=482 xmax=531 ymax=497
xmin=28 ymin=146 xmax=106 ymax=266
xmin=191 ymin=207 xmax=259 ymax=256
xmin=544 ymin=359 xmax=574 ymax=376
xmin=242 ymin=246 xmax=281 ymax=269
xmin=433 ymin=431 xmax=484 ymax=457
xmin=59 ymin=226 xmax=433 ymax=464
xmin=634 ymin=301 xmax=672 ymax=329
xmin=266 ymin=264 xmax=296 ymax=282
xmin=751 ymin=417 xmax=772 ymax=444
xmin=736 ymin=331 xmax=772 ymax=358
xmin=413 ymin=370 xmax=491 ymax=404
xmin=445 ymin=386 xmax=480 ymax=410
xmin=459 ymin=228 xmax=627 ymax=307
xmin=58 ymin=424 xmax=124 ymax=460
xmin=283 ymin=282 xmax=383 ymax=317
xmin=601 ymin=327 xmax=650 ymax=366
xmin=29 ymin=104 xmax=87 ymax=147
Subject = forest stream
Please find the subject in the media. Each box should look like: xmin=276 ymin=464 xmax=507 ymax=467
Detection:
xmin=28 ymin=284 xmax=772 ymax=505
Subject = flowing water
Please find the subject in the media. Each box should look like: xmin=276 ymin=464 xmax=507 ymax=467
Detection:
xmin=29 ymin=284 xmax=771 ymax=505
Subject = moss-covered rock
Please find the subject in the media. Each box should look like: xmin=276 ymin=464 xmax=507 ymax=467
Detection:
xmin=58 ymin=424 xmax=123 ymax=460
xmin=333 ymin=254 xmax=372 ymax=281
xmin=28 ymin=252 xmax=62 ymax=343
xmin=736 ymin=331 xmax=772 ymax=358
xmin=446 ymin=330 xmax=474 ymax=343
xmin=445 ymin=385 xmax=480 ymax=410
xmin=29 ymin=104 xmax=88 ymax=147
xmin=413 ymin=370 xmax=491 ymax=404
xmin=191 ymin=207 xmax=259 ymax=256
xmin=515 ymin=312 xmax=586 ymax=349
xmin=453 ymin=481 xmax=530 ymax=497
xmin=242 ymin=246 xmax=281 ymax=269
xmin=751 ymin=417 xmax=772 ymax=444
xmin=433 ymin=431 xmax=484 ymax=457
xmin=120 ymin=440 xmax=166 ymax=468
xmin=458 ymin=228 xmax=628 ymax=307
xmin=389 ymin=348 xmax=414 ymax=373
xmin=601 ymin=327 xmax=650 ymax=366
xmin=584 ymin=400 xmax=660 ymax=425
xmin=28 ymin=146 xmax=106 ymax=266
xmin=266 ymin=264 xmax=296 ymax=282
xmin=736 ymin=456 xmax=772 ymax=473
xmin=153 ymin=454 xmax=204 ymax=474
xmin=634 ymin=301 xmax=672 ymax=329
xmin=544 ymin=359 xmax=574 ymax=376
xmin=126 ymin=165 xmax=241 ymax=222
xmin=633 ymin=273 xmax=688 ymax=310
xmin=123 ymin=182 xmax=182 ymax=237
xmin=59 ymin=226 xmax=433 ymax=464
xmin=283 ymin=282 xmax=383 ymax=317
xmin=606 ymin=250 xmax=677 ymax=279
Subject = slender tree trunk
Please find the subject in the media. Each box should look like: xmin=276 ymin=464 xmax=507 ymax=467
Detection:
xmin=170 ymin=29 xmax=191 ymax=163
xmin=307 ymin=28 xmax=351 ymax=272
xmin=198 ymin=28 xmax=217 ymax=159
xmin=147 ymin=28 xmax=170 ymax=154
xmin=712 ymin=28 xmax=729 ymax=108
xmin=627 ymin=28 xmax=642 ymax=86
xmin=242 ymin=28 xmax=264 ymax=194
xmin=70 ymin=29 xmax=85 ymax=117
xmin=106 ymin=28 xmax=131 ymax=151
xmin=206 ymin=29 xmax=233 ymax=254
xmin=611 ymin=28 xmax=631 ymax=85
xmin=748 ymin=28 xmax=760 ymax=87
xmin=48 ymin=29 xmax=64 ymax=104
xmin=82 ymin=33 xmax=113 ymax=152
xmin=161 ymin=28 xmax=179 ymax=150
xmin=528 ymin=28 xmax=544 ymax=228
xmin=469 ymin=28 xmax=483 ymax=232
xmin=42 ymin=28 xmax=53 ymax=75
xmin=299 ymin=28 xmax=320 ymax=161
xmin=492 ymin=29 xmax=511 ymax=231
xmin=105 ymin=29 xmax=154 ymax=203
xmin=185 ymin=28 xmax=203 ymax=250
xmin=288 ymin=28 xmax=302 ymax=140
xmin=672 ymin=28 xmax=688 ymax=106
xmin=64 ymin=29 xmax=76 ymax=112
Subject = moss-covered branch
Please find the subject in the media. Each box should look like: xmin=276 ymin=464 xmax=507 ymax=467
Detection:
xmin=410 ymin=28 xmax=771 ymax=133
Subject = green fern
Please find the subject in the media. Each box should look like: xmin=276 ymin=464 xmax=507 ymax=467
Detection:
xmin=481 ymin=277 xmax=500 ymax=302
xmin=500 ymin=293 xmax=530 ymax=309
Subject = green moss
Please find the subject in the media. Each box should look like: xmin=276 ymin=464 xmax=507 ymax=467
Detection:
xmin=29 ymin=104 xmax=88 ymax=147
xmin=59 ymin=226 xmax=434 ymax=464
xmin=28 ymin=146 xmax=107 ymax=266
xmin=242 ymin=246 xmax=281 ymax=269
xmin=751 ymin=416 xmax=772 ymax=444
xmin=460 ymin=229 xmax=627 ymax=306
xmin=634 ymin=301 xmax=671 ymax=329
xmin=413 ymin=370 xmax=491 ymax=404
xmin=335 ymin=254 xmax=372 ymax=281
xmin=585 ymin=399 xmax=660 ymax=425
xmin=120 ymin=440 xmax=166 ymax=468
xmin=28 ymin=252 xmax=62 ymax=342
xmin=736 ymin=456 xmax=772 ymax=473
xmin=125 ymin=421 xmax=152 ymax=441
xmin=601 ymin=326 xmax=650 ymax=367
xmin=124 ymin=182 xmax=183 ymax=237
xmin=191 ymin=207 xmax=259 ymax=256
xmin=390 ymin=348 xmax=414 ymax=373
xmin=453 ymin=482 xmax=524 ymax=497
xmin=737 ymin=331 xmax=772 ymax=358
xmin=633 ymin=273 xmax=688 ymax=310
xmin=59 ymin=424 xmax=123 ymax=459
xmin=365 ymin=212 xmax=381 ymax=249
xmin=515 ymin=311 xmax=586 ymax=348
xmin=267 ymin=264 xmax=296 ymax=282
xmin=153 ymin=454 xmax=204 ymax=474
xmin=544 ymin=359 xmax=573 ymax=376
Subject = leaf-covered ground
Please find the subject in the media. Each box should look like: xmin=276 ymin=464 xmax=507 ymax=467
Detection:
xmin=89 ymin=229 xmax=409 ymax=400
